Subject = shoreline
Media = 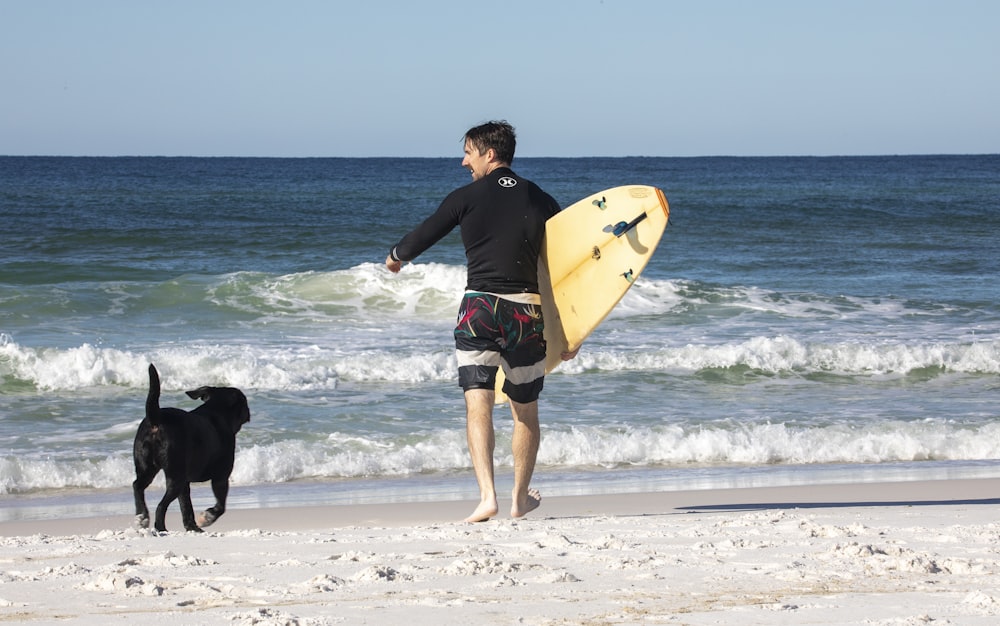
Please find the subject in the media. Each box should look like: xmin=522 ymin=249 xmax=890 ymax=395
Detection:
xmin=3 ymin=477 xmax=997 ymax=537
xmin=5 ymin=457 xmax=999 ymax=526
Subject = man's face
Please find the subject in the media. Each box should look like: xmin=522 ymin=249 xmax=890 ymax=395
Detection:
xmin=461 ymin=140 xmax=493 ymax=181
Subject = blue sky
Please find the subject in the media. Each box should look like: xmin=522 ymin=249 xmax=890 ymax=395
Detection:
xmin=2 ymin=0 xmax=997 ymax=157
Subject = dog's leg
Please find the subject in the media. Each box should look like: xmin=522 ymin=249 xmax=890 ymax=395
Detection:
xmin=176 ymin=482 xmax=203 ymax=532
xmin=154 ymin=488 xmax=177 ymax=532
xmin=198 ymin=477 xmax=229 ymax=528
xmin=153 ymin=480 xmax=204 ymax=533
xmin=132 ymin=470 xmax=156 ymax=529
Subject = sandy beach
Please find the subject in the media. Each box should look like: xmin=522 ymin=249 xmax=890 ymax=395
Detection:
xmin=0 ymin=479 xmax=998 ymax=625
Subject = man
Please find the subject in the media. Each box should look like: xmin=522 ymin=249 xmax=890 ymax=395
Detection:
xmin=385 ymin=120 xmax=577 ymax=522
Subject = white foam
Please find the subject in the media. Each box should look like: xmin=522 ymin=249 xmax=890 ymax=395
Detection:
xmin=5 ymin=419 xmax=1000 ymax=494
xmin=568 ymin=336 xmax=1000 ymax=376
xmin=216 ymin=263 xmax=467 ymax=323
xmin=3 ymin=332 xmax=999 ymax=394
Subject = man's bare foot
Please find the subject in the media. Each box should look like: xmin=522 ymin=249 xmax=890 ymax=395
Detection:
xmin=511 ymin=488 xmax=541 ymax=518
xmin=463 ymin=498 xmax=499 ymax=523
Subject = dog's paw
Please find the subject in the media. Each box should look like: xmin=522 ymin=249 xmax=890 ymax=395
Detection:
xmin=197 ymin=510 xmax=218 ymax=528
xmin=134 ymin=514 xmax=150 ymax=529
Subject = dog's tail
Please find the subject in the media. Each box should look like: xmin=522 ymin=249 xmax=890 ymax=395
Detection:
xmin=146 ymin=364 xmax=162 ymax=426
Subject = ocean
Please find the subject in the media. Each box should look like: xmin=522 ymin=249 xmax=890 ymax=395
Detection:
xmin=2 ymin=154 xmax=998 ymax=522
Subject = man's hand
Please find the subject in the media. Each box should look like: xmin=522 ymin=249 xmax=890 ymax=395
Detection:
xmin=561 ymin=346 xmax=581 ymax=361
xmin=385 ymin=254 xmax=403 ymax=273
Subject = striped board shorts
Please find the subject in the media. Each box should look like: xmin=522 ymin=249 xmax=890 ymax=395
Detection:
xmin=454 ymin=292 xmax=547 ymax=403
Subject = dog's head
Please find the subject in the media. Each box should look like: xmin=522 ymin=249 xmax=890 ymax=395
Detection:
xmin=187 ymin=386 xmax=251 ymax=434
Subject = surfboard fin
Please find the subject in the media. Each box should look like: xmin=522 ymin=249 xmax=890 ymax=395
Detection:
xmin=613 ymin=212 xmax=648 ymax=237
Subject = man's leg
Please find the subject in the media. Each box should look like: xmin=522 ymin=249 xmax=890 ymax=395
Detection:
xmin=510 ymin=398 xmax=541 ymax=518
xmin=463 ymin=388 xmax=499 ymax=522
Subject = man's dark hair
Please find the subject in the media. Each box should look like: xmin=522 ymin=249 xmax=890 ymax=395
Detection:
xmin=464 ymin=120 xmax=516 ymax=165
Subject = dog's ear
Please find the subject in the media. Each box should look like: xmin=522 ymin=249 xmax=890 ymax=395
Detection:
xmin=186 ymin=386 xmax=212 ymax=401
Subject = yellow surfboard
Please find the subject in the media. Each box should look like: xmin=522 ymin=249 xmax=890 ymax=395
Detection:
xmin=495 ymin=185 xmax=670 ymax=403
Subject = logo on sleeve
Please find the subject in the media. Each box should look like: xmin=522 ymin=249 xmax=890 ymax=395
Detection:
xmin=498 ymin=176 xmax=517 ymax=188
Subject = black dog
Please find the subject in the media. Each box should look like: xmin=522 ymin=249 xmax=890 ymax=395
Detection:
xmin=132 ymin=364 xmax=250 ymax=532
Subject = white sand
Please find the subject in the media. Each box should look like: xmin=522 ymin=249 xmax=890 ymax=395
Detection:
xmin=1 ymin=478 xmax=999 ymax=625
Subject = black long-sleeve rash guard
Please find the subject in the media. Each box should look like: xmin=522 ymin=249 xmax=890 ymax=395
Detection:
xmin=390 ymin=167 xmax=561 ymax=294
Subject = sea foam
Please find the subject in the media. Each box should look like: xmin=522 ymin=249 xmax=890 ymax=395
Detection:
xmin=4 ymin=332 xmax=999 ymax=393
xmin=3 ymin=419 xmax=1000 ymax=495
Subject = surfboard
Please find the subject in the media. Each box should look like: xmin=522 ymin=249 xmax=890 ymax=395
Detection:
xmin=495 ymin=185 xmax=670 ymax=403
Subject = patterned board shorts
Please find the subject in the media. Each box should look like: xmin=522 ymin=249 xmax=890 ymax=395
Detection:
xmin=454 ymin=292 xmax=547 ymax=403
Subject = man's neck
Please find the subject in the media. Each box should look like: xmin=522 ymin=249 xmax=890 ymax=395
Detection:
xmin=484 ymin=162 xmax=510 ymax=176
